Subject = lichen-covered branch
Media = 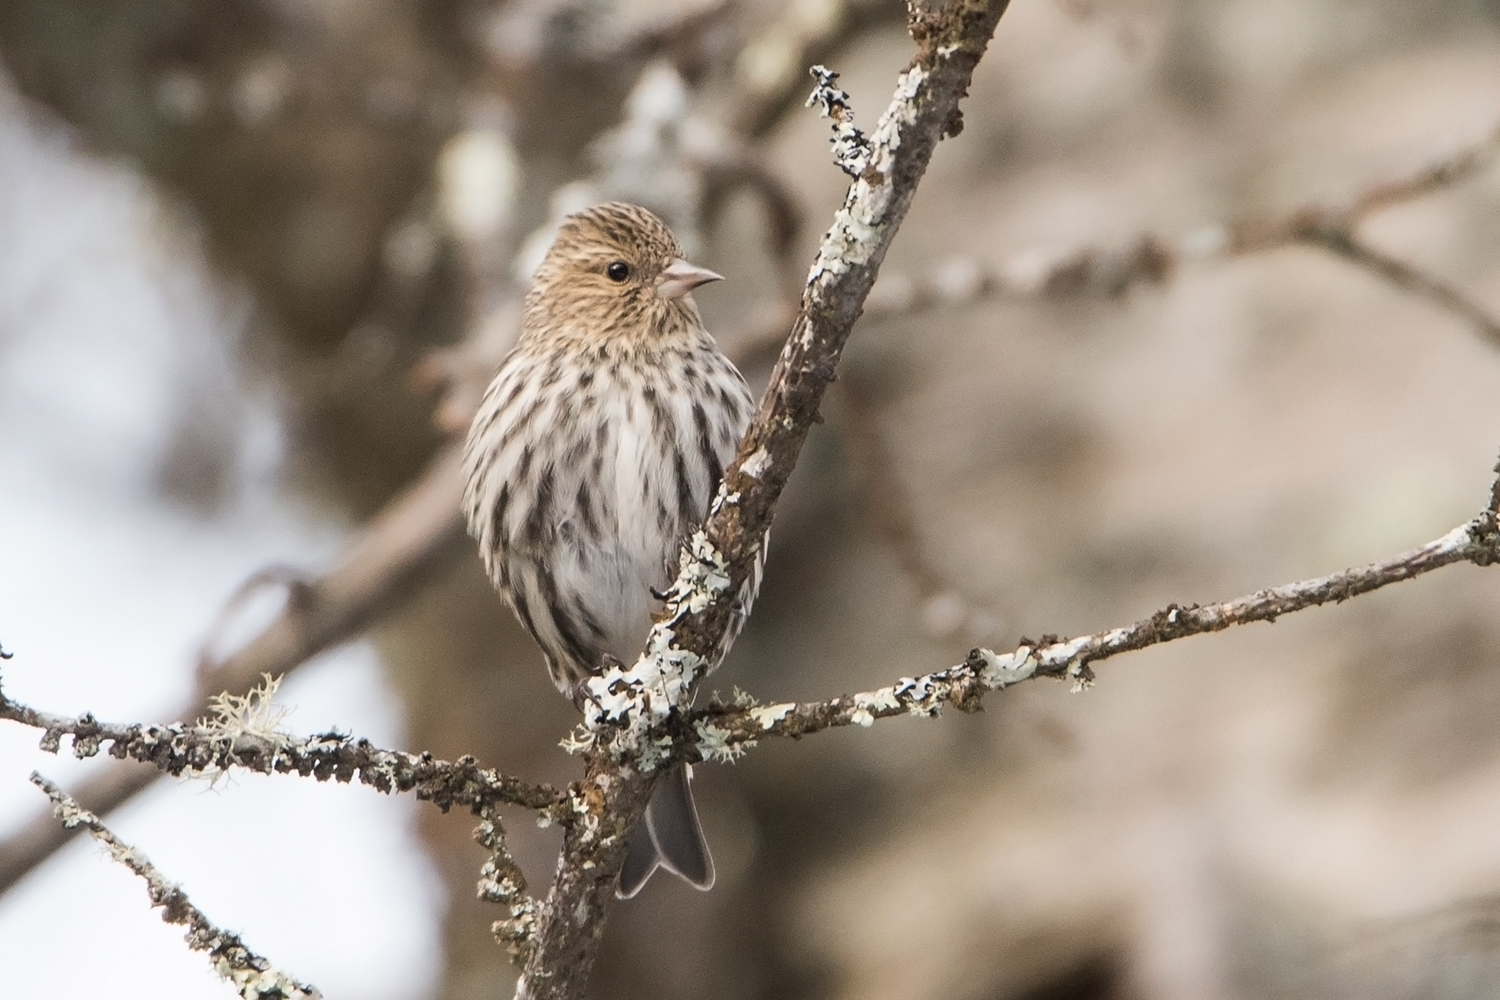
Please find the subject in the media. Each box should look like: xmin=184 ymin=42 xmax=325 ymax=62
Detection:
xmin=513 ymin=4 xmax=1015 ymax=998
xmin=581 ymin=0 xmax=1015 ymax=758
xmin=475 ymin=807 xmax=540 ymax=964
xmin=30 ymin=773 xmax=323 ymax=1000
xmin=0 ymin=675 xmax=568 ymax=819
xmin=688 ymin=492 xmax=1500 ymax=751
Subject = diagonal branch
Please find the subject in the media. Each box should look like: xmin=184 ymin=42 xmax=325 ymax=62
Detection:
xmin=514 ymin=4 xmax=1016 ymax=997
xmin=30 ymin=773 xmax=323 ymax=1000
xmin=689 ymin=489 xmax=1500 ymax=749
xmin=1303 ymin=228 xmax=1500 ymax=349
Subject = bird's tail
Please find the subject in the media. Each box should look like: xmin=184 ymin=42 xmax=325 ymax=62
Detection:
xmin=617 ymin=764 xmax=715 ymax=898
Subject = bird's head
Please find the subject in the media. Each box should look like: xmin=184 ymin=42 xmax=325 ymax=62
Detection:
xmin=525 ymin=202 xmax=723 ymax=343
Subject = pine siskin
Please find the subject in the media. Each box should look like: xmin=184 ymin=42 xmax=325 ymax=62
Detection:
xmin=461 ymin=202 xmax=760 ymax=897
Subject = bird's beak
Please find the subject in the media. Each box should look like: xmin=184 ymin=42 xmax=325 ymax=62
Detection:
xmin=656 ymin=258 xmax=724 ymax=300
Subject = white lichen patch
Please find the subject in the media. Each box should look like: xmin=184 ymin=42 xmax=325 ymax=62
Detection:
xmin=854 ymin=689 xmax=900 ymax=715
xmin=220 ymin=961 xmax=319 ymax=1000
xmin=182 ymin=673 xmax=297 ymax=782
xmin=741 ymin=447 xmax=772 ymax=480
xmin=1038 ymin=637 xmax=1090 ymax=673
xmin=974 ymin=647 xmax=1038 ymax=689
xmin=581 ymin=532 xmax=733 ymax=767
xmin=806 ymin=65 xmax=871 ymax=178
xmin=749 ymin=702 xmax=794 ymax=730
xmin=201 ymin=673 xmax=292 ymax=744
xmin=559 ymin=725 xmax=594 ymax=755
xmin=808 ymin=64 xmax=931 ymax=282
xmin=891 ymin=675 xmax=944 ymax=717
xmin=694 ymin=721 xmax=750 ymax=762
xmin=1437 ymin=523 xmax=1476 ymax=551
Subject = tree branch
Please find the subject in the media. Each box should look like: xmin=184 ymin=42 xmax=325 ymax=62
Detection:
xmin=514 ymin=3 xmax=1016 ymax=997
xmin=723 ymin=119 xmax=1500 ymax=347
xmin=0 ymin=676 xmax=568 ymax=820
xmin=1305 ymin=228 xmax=1500 ymax=349
xmin=30 ymin=773 xmax=323 ymax=1000
xmin=689 ymin=489 xmax=1500 ymax=750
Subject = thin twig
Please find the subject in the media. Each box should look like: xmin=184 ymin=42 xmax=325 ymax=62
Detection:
xmin=30 ymin=773 xmax=323 ymax=1000
xmin=475 ymin=807 xmax=540 ymax=965
xmin=1308 ymin=229 xmax=1500 ymax=349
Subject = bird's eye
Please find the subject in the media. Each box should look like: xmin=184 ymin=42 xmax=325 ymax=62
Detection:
xmin=606 ymin=261 xmax=631 ymax=282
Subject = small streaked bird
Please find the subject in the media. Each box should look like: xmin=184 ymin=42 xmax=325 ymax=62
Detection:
xmin=462 ymin=202 xmax=760 ymax=897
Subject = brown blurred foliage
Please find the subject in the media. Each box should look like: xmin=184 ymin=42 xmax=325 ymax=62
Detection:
xmin=5 ymin=0 xmax=1500 ymax=998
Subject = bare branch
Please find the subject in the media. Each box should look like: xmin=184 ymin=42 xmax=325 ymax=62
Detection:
xmin=821 ymin=120 xmax=1500 ymax=334
xmin=690 ymin=500 xmax=1500 ymax=750
xmin=30 ymin=772 xmax=323 ymax=1000
xmin=1304 ymin=228 xmax=1500 ymax=350
xmin=0 ymin=675 xmax=568 ymax=819
xmin=1349 ymin=125 xmax=1500 ymax=217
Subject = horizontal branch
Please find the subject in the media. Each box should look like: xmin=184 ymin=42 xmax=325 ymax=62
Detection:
xmin=0 ymin=677 xmax=567 ymax=819
xmin=30 ymin=773 xmax=322 ymax=1000
xmin=689 ymin=502 xmax=1500 ymax=751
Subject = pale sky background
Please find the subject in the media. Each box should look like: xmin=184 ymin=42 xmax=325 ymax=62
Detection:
xmin=0 ymin=70 xmax=443 ymax=999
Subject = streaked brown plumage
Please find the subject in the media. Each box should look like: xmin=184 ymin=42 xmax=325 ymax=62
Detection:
xmin=461 ymin=202 xmax=759 ymax=896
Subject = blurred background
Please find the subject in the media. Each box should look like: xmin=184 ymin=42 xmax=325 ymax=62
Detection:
xmin=2 ymin=0 xmax=1500 ymax=998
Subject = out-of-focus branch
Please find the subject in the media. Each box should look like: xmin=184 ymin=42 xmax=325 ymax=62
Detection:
xmin=691 ymin=488 xmax=1500 ymax=749
xmin=730 ymin=0 xmax=910 ymax=136
xmin=0 ymin=675 xmax=569 ymax=818
xmin=30 ymin=773 xmax=323 ymax=1000
xmin=824 ymin=121 xmax=1500 ymax=338
xmin=693 ymin=134 xmax=808 ymax=296
xmin=1302 ymin=228 xmax=1500 ymax=349
xmin=836 ymin=374 xmax=1003 ymax=641
xmin=0 ymin=444 xmax=473 ymax=897
xmin=516 ymin=4 xmax=1016 ymax=996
